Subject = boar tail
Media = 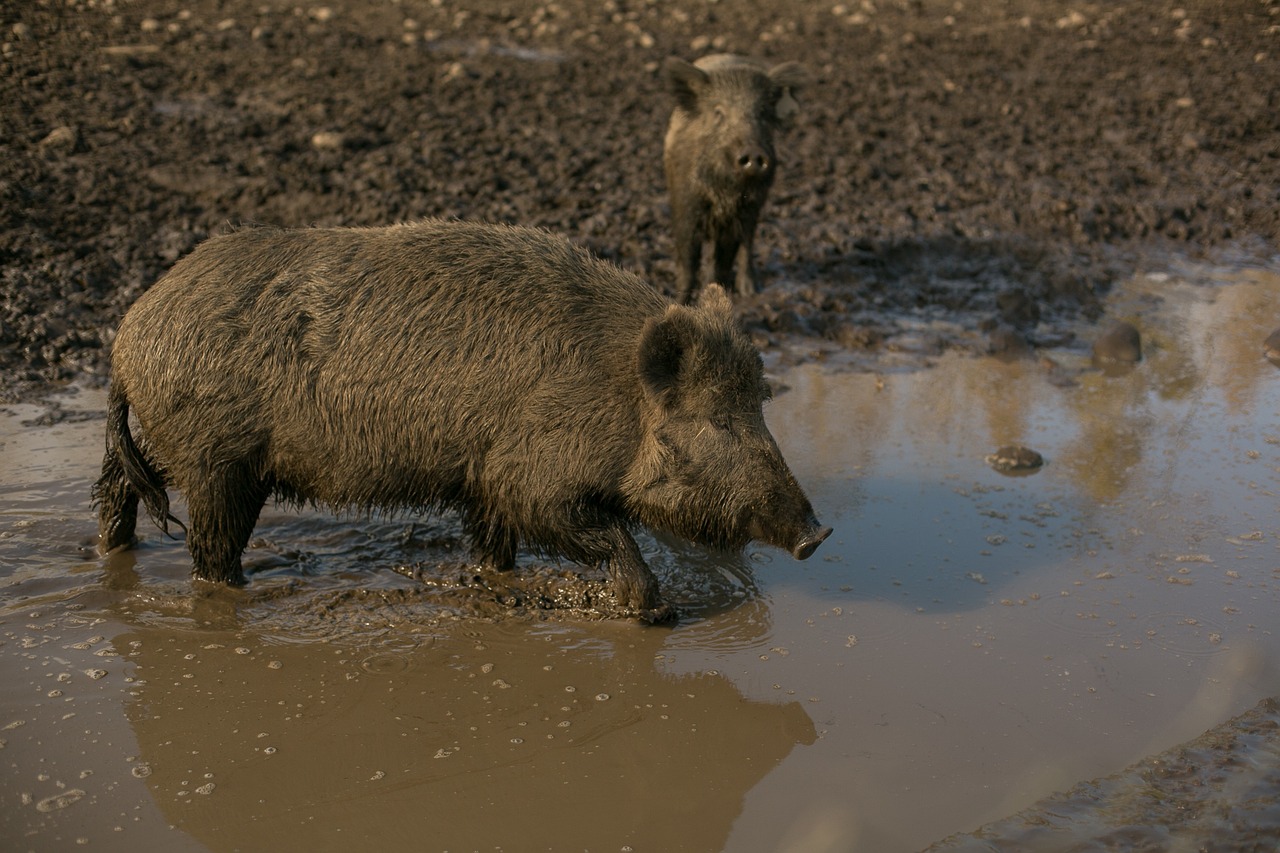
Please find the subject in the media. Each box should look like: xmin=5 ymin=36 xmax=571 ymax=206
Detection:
xmin=104 ymin=384 xmax=186 ymax=538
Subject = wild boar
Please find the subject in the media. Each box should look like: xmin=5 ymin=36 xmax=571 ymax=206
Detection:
xmin=93 ymin=220 xmax=831 ymax=622
xmin=663 ymin=54 xmax=807 ymax=304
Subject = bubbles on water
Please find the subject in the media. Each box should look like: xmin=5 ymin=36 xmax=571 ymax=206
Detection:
xmin=1141 ymin=613 xmax=1229 ymax=656
xmin=35 ymin=788 xmax=85 ymax=812
xmin=361 ymin=654 xmax=410 ymax=674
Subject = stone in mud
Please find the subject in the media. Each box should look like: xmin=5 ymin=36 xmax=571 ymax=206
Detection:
xmin=996 ymin=288 xmax=1041 ymax=329
xmin=986 ymin=324 xmax=1033 ymax=360
xmin=93 ymin=220 xmax=831 ymax=623
xmin=1090 ymin=315 xmax=1141 ymax=361
xmin=1091 ymin=320 xmax=1142 ymax=366
xmin=985 ymin=445 xmax=1044 ymax=474
xmin=1263 ymin=328 xmax=1280 ymax=367
xmin=662 ymin=53 xmax=807 ymax=303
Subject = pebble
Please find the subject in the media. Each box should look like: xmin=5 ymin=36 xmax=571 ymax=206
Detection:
xmin=1091 ymin=321 xmax=1142 ymax=365
xmin=986 ymin=445 xmax=1045 ymax=473
xmin=39 ymin=126 xmax=78 ymax=151
xmin=1263 ymin=328 xmax=1280 ymax=366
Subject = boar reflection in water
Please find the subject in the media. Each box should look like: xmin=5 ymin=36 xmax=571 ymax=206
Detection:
xmin=94 ymin=220 xmax=830 ymax=622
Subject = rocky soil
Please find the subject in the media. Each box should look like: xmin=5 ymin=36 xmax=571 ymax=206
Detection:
xmin=3 ymin=0 xmax=1278 ymax=399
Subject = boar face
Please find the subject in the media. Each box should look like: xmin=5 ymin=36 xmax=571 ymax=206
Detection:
xmin=625 ymin=286 xmax=830 ymax=560
xmin=664 ymin=55 xmax=807 ymax=189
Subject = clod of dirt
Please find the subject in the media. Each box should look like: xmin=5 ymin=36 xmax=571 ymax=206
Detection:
xmin=986 ymin=445 xmax=1045 ymax=474
xmin=986 ymin=324 xmax=1033 ymax=361
xmin=1264 ymin=328 xmax=1280 ymax=367
xmin=1091 ymin=321 xmax=1142 ymax=366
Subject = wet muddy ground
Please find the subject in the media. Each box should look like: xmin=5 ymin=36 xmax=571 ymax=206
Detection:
xmin=5 ymin=0 xmax=1280 ymax=850
xmin=4 ymin=265 xmax=1280 ymax=851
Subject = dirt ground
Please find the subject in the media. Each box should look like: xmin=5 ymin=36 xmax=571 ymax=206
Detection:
xmin=2 ymin=0 xmax=1278 ymax=401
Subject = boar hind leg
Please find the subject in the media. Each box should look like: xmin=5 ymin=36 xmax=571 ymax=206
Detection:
xmin=94 ymin=449 xmax=139 ymax=552
xmin=185 ymin=467 xmax=269 ymax=586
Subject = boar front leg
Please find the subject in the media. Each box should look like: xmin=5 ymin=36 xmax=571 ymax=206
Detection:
xmin=467 ymin=515 xmax=518 ymax=572
xmin=713 ymin=227 xmax=760 ymax=297
xmin=601 ymin=524 xmax=672 ymax=621
xmin=671 ymin=204 xmax=704 ymax=304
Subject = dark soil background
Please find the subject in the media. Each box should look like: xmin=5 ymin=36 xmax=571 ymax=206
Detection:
xmin=3 ymin=0 xmax=1278 ymax=400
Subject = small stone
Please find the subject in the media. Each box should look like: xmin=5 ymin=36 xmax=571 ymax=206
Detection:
xmin=987 ymin=324 xmax=1032 ymax=360
xmin=1263 ymin=328 xmax=1280 ymax=367
xmin=986 ymin=445 xmax=1045 ymax=473
xmin=1092 ymin=321 xmax=1142 ymax=366
xmin=39 ymin=126 xmax=78 ymax=151
xmin=311 ymin=131 xmax=346 ymax=150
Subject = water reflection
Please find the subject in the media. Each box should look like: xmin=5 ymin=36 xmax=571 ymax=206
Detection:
xmin=116 ymin=618 xmax=815 ymax=852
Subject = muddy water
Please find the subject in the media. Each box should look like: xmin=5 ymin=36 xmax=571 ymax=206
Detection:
xmin=3 ymin=264 xmax=1280 ymax=852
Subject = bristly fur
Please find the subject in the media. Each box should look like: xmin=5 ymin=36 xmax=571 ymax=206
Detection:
xmin=662 ymin=54 xmax=807 ymax=304
xmin=95 ymin=219 xmax=824 ymax=617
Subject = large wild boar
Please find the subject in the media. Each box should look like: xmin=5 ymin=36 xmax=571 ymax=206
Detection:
xmin=663 ymin=54 xmax=807 ymax=304
xmin=93 ymin=220 xmax=831 ymax=622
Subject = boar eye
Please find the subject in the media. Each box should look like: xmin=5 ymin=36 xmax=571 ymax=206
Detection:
xmin=711 ymin=417 xmax=733 ymax=434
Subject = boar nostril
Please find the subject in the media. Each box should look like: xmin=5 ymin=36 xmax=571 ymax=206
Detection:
xmin=791 ymin=525 xmax=833 ymax=561
xmin=737 ymin=151 xmax=770 ymax=175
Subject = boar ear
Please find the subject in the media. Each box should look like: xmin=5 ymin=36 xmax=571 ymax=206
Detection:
xmin=638 ymin=306 xmax=691 ymax=406
xmin=769 ymin=62 xmax=807 ymax=124
xmin=768 ymin=61 xmax=808 ymax=93
xmin=698 ymin=283 xmax=733 ymax=317
xmin=663 ymin=57 xmax=709 ymax=112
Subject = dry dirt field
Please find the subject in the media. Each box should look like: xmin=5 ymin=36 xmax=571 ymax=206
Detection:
xmin=3 ymin=0 xmax=1278 ymax=399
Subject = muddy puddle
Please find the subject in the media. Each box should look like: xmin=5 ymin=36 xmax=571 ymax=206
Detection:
xmin=3 ymin=262 xmax=1280 ymax=852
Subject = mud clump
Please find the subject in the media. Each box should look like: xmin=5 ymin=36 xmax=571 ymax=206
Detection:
xmin=1092 ymin=320 xmax=1143 ymax=366
xmin=1264 ymin=328 xmax=1280 ymax=367
xmin=985 ymin=445 xmax=1045 ymax=475
xmin=2 ymin=1 xmax=1279 ymax=400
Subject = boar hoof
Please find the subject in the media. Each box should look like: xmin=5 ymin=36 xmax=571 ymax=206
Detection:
xmin=638 ymin=603 xmax=679 ymax=625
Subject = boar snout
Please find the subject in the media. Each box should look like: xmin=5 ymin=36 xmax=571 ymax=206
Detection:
xmin=791 ymin=520 xmax=832 ymax=561
xmin=737 ymin=145 xmax=772 ymax=177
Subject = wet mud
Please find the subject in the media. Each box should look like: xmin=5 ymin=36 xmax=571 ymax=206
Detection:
xmin=4 ymin=266 xmax=1280 ymax=851
xmin=3 ymin=0 xmax=1279 ymax=400
xmin=927 ymin=697 xmax=1280 ymax=852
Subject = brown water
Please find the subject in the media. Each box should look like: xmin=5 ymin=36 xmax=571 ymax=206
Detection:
xmin=3 ymin=264 xmax=1280 ymax=852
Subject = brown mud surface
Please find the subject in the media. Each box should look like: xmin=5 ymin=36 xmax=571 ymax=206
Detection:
xmin=3 ymin=0 xmax=1279 ymax=400
xmin=927 ymin=698 xmax=1280 ymax=852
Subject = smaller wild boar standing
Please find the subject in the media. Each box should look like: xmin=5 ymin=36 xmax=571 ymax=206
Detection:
xmin=94 ymin=220 xmax=831 ymax=622
xmin=663 ymin=54 xmax=807 ymax=304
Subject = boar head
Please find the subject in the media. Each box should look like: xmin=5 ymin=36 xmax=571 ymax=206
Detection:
xmin=625 ymin=285 xmax=830 ymax=560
